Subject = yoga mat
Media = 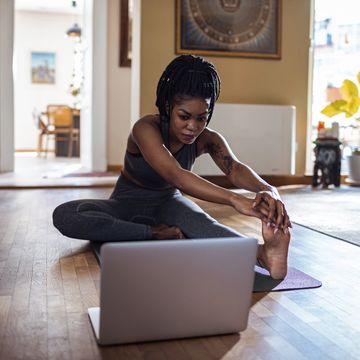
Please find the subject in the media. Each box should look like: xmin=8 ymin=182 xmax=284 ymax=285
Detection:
xmin=91 ymin=242 xmax=102 ymax=264
xmin=253 ymin=265 xmax=322 ymax=292
xmin=91 ymin=243 xmax=322 ymax=293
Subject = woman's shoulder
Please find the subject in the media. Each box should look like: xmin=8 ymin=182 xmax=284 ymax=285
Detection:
xmin=128 ymin=114 xmax=161 ymax=152
xmin=135 ymin=114 xmax=160 ymax=127
xmin=131 ymin=114 xmax=161 ymax=139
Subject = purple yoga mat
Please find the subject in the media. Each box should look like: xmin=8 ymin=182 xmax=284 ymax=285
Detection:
xmin=253 ymin=265 xmax=322 ymax=292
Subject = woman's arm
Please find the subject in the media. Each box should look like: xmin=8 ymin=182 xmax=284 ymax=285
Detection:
xmin=131 ymin=118 xmax=270 ymax=221
xmin=199 ymin=128 xmax=291 ymax=229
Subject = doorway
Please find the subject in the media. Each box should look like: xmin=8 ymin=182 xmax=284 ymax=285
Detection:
xmin=0 ymin=0 xmax=107 ymax=182
xmin=13 ymin=0 xmax=84 ymax=179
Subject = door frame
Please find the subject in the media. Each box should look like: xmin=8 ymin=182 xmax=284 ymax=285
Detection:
xmin=0 ymin=0 xmax=15 ymax=172
xmin=0 ymin=0 xmax=107 ymax=173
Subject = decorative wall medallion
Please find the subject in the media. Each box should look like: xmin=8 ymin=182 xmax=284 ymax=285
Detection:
xmin=176 ymin=0 xmax=281 ymax=59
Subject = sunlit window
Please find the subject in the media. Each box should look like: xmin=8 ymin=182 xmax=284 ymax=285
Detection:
xmin=312 ymin=0 xmax=360 ymax=172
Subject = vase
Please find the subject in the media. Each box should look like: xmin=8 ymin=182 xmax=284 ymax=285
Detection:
xmin=347 ymin=154 xmax=360 ymax=183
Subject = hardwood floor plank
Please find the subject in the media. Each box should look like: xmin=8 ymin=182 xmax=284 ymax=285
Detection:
xmin=259 ymin=295 xmax=356 ymax=359
xmin=67 ymin=312 xmax=96 ymax=360
xmin=0 ymin=266 xmax=18 ymax=296
xmin=179 ymin=336 xmax=216 ymax=360
xmin=47 ymin=308 xmax=68 ymax=340
xmin=0 ymin=295 xmax=12 ymax=340
xmin=0 ymin=335 xmax=25 ymax=360
xmin=48 ymin=337 xmax=72 ymax=360
xmin=152 ymin=339 xmax=190 ymax=360
xmin=268 ymin=292 xmax=319 ymax=323
xmin=261 ymin=315 xmax=330 ymax=360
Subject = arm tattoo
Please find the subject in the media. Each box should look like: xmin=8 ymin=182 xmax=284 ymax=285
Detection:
xmin=207 ymin=143 xmax=234 ymax=175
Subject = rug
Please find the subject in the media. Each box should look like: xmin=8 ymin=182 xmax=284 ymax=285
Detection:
xmin=63 ymin=171 xmax=120 ymax=178
xmin=90 ymin=243 xmax=321 ymax=293
xmin=279 ymin=185 xmax=360 ymax=247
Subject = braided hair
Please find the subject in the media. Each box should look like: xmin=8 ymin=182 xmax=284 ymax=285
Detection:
xmin=155 ymin=55 xmax=221 ymax=125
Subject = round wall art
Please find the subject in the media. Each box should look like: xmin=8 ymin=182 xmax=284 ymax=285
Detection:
xmin=176 ymin=0 xmax=281 ymax=59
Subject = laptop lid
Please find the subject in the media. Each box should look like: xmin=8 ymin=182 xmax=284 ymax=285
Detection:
xmin=89 ymin=237 xmax=257 ymax=345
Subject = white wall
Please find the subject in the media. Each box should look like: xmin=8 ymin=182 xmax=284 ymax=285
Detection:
xmin=193 ymin=104 xmax=296 ymax=176
xmin=14 ymin=10 xmax=80 ymax=150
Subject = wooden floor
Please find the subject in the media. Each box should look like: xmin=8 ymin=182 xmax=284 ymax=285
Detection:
xmin=0 ymin=188 xmax=359 ymax=360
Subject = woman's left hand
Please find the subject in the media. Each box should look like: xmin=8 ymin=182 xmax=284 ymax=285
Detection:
xmin=252 ymin=190 xmax=292 ymax=230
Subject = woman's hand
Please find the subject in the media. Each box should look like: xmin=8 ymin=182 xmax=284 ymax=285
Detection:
xmin=252 ymin=190 xmax=291 ymax=229
xmin=230 ymin=193 xmax=270 ymax=221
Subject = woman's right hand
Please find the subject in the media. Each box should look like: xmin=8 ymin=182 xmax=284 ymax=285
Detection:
xmin=230 ymin=193 xmax=270 ymax=221
xmin=151 ymin=224 xmax=185 ymax=240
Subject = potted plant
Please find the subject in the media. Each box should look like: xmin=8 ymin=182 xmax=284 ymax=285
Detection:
xmin=321 ymin=72 xmax=360 ymax=183
xmin=69 ymin=84 xmax=81 ymax=109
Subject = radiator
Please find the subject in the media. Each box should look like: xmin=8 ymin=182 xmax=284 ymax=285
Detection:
xmin=193 ymin=103 xmax=296 ymax=176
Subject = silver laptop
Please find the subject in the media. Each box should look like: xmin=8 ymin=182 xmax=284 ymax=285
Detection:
xmin=88 ymin=237 xmax=257 ymax=345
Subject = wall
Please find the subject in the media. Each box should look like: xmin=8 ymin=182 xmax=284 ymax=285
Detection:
xmin=14 ymin=11 xmax=79 ymax=151
xmin=139 ymin=0 xmax=311 ymax=175
xmin=107 ymin=0 xmax=132 ymax=167
xmin=0 ymin=0 xmax=15 ymax=172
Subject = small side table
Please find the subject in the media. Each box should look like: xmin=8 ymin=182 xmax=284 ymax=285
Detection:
xmin=312 ymin=138 xmax=341 ymax=188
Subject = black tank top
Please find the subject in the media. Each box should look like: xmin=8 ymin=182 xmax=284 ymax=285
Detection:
xmin=116 ymin=118 xmax=197 ymax=190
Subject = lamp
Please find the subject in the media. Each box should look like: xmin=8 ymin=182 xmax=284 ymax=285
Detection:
xmin=66 ymin=1 xmax=81 ymax=38
xmin=66 ymin=23 xmax=81 ymax=38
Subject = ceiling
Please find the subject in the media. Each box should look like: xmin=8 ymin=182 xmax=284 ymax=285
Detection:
xmin=15 ymin=0 xmax=84 ymax=14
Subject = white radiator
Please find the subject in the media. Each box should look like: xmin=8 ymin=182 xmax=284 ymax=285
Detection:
xmin=193 ymin=103 xmax=296 ymax=176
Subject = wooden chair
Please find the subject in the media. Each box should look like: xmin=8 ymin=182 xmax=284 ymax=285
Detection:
xmin=34 ymin=110 xmax=48 ymax=156
xmin=37 ymin=105 xmax=80 ymax=157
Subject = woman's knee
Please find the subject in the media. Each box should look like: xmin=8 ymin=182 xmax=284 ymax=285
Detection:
xmin=52 ymin=201 xmax=79 ymax=236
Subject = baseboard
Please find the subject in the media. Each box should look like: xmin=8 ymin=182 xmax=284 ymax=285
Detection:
xmin=107 ymin=164 xmax=123 ymax=172
xmin=201 ymin=175 xmax=312 ymax=188
xmin=15 ymin=149 xmax=55 ymax=153
xmin=105 ymin=166 xmax=349 ymax=188
xmin=202 ymin=175 xmax=349 ymax=188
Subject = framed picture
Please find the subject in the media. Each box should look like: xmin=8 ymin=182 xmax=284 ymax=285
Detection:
xmin=119 ymin=0 xmax=132 ymax=67
xmin=31 ymin=52 xmax=56 ymax=84
xmin=176 ymin=0 xmax=281 ymax=59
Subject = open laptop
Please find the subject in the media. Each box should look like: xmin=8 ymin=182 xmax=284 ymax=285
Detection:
xmin=88 ymin=237 xmax=257 ymax=345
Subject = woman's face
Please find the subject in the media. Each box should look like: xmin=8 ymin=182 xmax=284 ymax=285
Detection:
xmin=169 ymin=96 xmax=211 ymax=146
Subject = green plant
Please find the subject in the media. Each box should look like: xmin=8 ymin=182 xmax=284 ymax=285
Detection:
xmin=70 ymin=86 xmax=81 ymax=97
xmin=321 ymin=72 xmax=360 ymax=155
xmin=321 ymin=72 xmax=360 ymax=119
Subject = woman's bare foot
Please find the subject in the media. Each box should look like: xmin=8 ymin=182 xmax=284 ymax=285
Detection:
xmin=257 ymin=221 xmax=291 ymax=279
xmin=151 ymin=224 xmax=186 ymax=240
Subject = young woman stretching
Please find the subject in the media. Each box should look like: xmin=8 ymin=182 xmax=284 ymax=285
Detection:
xmin=53 ymin=55 xmax=291 ymax=279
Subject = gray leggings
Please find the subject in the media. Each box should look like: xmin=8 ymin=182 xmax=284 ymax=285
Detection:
xmin=53 ymin=175 xmax=243 ymax=242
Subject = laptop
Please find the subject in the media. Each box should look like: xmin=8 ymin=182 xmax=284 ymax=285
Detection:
xmin=88 ymin=237 xmax=257 ymax=345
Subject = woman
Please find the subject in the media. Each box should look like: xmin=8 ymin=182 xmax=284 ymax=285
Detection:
xmin=53 ymin=55 xmax=291 ymax=279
